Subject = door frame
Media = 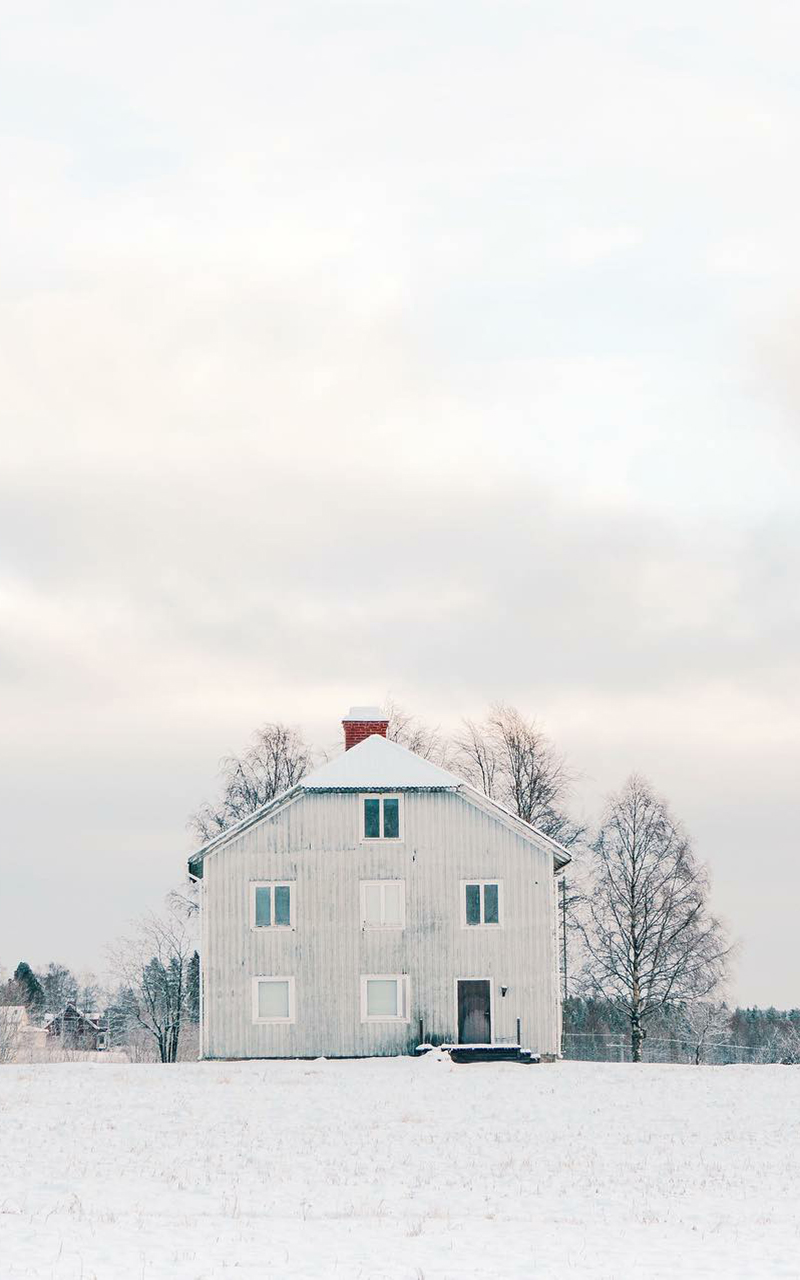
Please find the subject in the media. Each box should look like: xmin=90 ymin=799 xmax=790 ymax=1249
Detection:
xmin=454 ymin=976 xmax=495 ymax=1045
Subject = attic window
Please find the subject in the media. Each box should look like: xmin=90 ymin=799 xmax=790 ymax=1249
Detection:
xmin=362 ymin=795 xmax=402 ymax=841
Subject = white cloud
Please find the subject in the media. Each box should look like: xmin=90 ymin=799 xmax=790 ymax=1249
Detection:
xmin=561 ymin=227 xmax=643 ymax=268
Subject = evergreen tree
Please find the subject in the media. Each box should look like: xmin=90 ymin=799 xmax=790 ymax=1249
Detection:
xmin=13 ymin=962 xmax=44 ymax=1018
xmin=187 ymin=951 xmax=200 ymax=1024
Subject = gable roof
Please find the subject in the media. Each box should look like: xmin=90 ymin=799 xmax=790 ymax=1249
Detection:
xmin=188 ymin=733 xmax=572 ymax=875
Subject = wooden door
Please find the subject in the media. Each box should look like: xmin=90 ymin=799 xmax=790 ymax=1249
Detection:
xmin=457 ymin=980 xmax=491 ymax=1044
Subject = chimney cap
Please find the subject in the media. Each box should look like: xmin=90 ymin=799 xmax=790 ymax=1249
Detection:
xmin=342 ymin=705 xmax=387 ymax=722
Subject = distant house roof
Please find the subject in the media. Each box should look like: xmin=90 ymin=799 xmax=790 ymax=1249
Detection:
xmin=45 ymin=1003 xmax=100 ymax=1034
xmin=189 ymin=733 xmax=571 ymax=875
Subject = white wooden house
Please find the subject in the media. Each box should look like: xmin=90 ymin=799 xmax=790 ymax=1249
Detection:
xmin=189 ymin=708 xmax=570 ymax=1059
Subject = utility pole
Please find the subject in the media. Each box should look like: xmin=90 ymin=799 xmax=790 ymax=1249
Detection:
xmin=560 ymin=876 xmax=568 ymax=1004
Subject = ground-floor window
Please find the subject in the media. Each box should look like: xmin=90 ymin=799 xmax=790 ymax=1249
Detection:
xmin=252 ymin=976 xmax=296 ymax=1024
xmin=250 ymin=975 xmax=412 ymax=1027
xmin=360 ymin=974 xmax=410 ymax=1022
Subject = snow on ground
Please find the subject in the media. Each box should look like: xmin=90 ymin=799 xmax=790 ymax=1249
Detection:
xmin=0 ymin=1058 xmax=798 ymax=1279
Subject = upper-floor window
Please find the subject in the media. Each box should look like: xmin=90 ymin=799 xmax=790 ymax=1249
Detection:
xmin=462 ymin=879 xmax=503 ymax=928
xmin=251 ymin=881 xmax=294 ymax=929
xmin=360 ymin=880 xmax=405 ymax=929
xmin=362 ymin=794 xmax=402 ymax=841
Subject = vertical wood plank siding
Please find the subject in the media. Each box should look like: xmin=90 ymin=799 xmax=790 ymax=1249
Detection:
xmin=202 ymin=789 xmax=561 ymax=1058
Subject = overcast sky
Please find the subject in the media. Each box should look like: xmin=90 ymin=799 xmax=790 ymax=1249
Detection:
xmin=1 ymin=1 xmax=799 ymax=1007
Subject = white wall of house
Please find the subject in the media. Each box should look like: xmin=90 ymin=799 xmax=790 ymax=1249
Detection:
xmin=200 ymin=787 xmax=562 ymax=1059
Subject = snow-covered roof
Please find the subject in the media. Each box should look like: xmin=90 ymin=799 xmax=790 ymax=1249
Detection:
xmin=188 ymin=733 xmax=571 ymax=874
xmin=302 ymin=734 xmax=463 ymax=790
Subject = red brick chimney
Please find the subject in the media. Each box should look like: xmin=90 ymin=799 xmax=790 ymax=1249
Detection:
xmin=342 ymin=706 xmax=390 ymax=751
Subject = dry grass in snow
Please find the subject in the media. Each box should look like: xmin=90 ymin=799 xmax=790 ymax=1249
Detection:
xmin=0 ymin=1057 xmax=798 ymax=1278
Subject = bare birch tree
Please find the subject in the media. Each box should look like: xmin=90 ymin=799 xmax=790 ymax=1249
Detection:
xmin=108 ymin=897 xmax=197 ymax=1063
xmin=189 ymin=722 xmax=314 ymax=841
xmin=580 ymin=774 xmax=731 ymax=1061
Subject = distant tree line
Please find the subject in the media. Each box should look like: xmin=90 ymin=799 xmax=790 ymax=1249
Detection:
xmin=563 ymin=997 xmax=800 ymax=1065
xmin=1 ymin=914 xmax=200 ymax=1064
xmin=0 ymin=961 xmax=102 ymax=1021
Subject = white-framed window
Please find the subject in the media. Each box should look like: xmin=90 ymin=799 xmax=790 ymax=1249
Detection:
xmin=360 ymin=974 xmax=410 ymax=1022
xmin=361 ymin=794 xmax=403 ymax=841
xmin=360 ymin=880 xmax=406 ymax=929
xmin=252 ymin=976 xmax=296 ymax=1024
xmin=461 ymin=879 xmax=503 ymax=928
xmin=250 ymin=881 xmax=294 ymax=930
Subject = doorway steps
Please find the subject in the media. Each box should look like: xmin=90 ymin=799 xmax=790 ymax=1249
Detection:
xmin=415 ymin=1043 xmax=541 ymax=1065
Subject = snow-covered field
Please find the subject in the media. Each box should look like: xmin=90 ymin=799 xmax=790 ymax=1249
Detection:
xmin=1 ymin=1058 xmax=798 ymax=1279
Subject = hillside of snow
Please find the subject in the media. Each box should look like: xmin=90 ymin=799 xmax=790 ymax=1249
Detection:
xmin=0 ymin=1057 xmax=798 ymax=1278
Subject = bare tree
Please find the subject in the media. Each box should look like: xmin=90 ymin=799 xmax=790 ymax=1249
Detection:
xmin=453 ymin=716 xmax=501 ymax=797
xmin=757 ymin=1018 xmax=800 ymax=1065
xmin=384 ymin=699 xmax=450 ymax=766
xmin=74 ymin=972 xmax=102 ymax=1018
xmin=168 ymin=881 xmax=199 ymax=917
xmin=0 ymin=977 xmax=25 ymax=1006
xmin=40 ymin=962 xmax=78 ymax=1016
xmin=0 ymin=983 xmax=28 ymax=1064
xmin=189 ymin=722 xmax=314 ymax=841
xmin=579 ymin=775 xmax=731 ymax=1062
xmin=452 ymin=704 xmax=584 ymax=846
xmin=679 ymin=1001 xmax=731 ymax=1065
xmin=0 ymin=1005 xmax=23 ymax=1064
xmin=108 ymin=897 xmax=197 ymax=1063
